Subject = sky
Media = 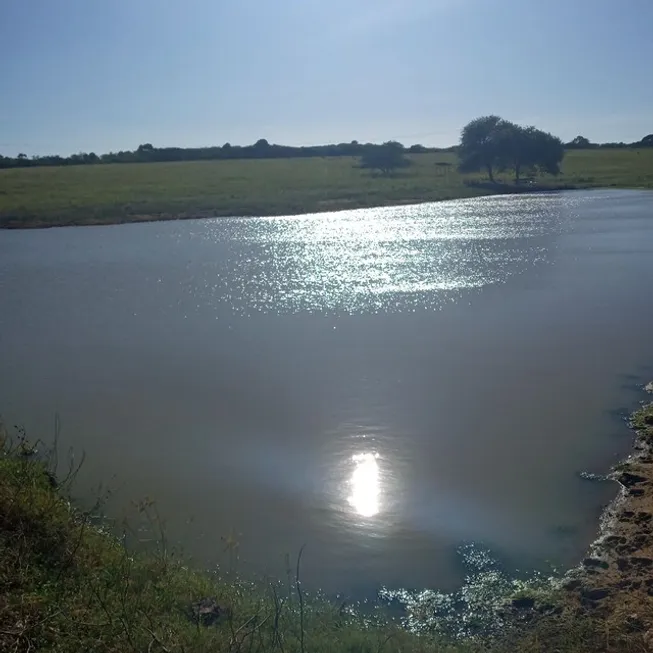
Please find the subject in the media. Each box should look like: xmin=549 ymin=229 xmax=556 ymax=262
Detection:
xmin=1 ymin=0 xmax=652 ymax=157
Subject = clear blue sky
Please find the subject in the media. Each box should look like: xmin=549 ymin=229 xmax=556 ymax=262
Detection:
xmin=1 ymin=0 xmax=652 ymax=157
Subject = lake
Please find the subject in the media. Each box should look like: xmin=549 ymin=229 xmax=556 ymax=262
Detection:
xmin=1 ymin=189 xmax=652 ymax=597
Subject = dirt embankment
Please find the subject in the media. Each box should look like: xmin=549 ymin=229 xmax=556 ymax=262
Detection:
xmin=562 ymin=384 xmax=653 ymax=637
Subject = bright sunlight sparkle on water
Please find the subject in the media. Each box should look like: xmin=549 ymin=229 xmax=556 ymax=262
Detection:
xmin=348 ymin=453 xmax=381 ymax=517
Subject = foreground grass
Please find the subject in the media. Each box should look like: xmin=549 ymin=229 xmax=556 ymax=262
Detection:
xmin=0 ymin=438 xmax=445 ymax=653
xmin=3 ymin=425 xmax=653 ymax=652
xmin=1 ymin=149 xmax=652 ymax=228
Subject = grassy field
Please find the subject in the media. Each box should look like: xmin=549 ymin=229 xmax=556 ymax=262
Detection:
xmin=1 ymin=149 xmax=652 ymax=228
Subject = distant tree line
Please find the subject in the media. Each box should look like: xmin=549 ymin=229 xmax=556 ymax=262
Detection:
xmin=565 ymin=134 xmax=653 ymax=149
xmin=0 ymin=130 xmax=650 ymax=171
xmin=0 ymin=139 xmax=444 ymax=170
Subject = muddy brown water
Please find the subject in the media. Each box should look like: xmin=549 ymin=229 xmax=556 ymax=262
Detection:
xmin=1 ymin=189 xmax=652 ymax=597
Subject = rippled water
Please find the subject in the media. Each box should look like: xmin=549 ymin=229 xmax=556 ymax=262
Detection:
xmin=1 ymin=190 xmax=652 ymax=597
xmin=167 ymin=196 xmax=561 ymax=315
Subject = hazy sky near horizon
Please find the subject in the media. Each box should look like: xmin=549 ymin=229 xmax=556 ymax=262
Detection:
xmin=1 ymin=0 xmax=652 ymax=156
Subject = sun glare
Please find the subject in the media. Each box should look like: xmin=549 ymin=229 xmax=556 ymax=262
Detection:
xmin=348 ymin=453 xmax=380 ymax=517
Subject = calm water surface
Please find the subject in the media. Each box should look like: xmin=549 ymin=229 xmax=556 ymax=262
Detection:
xmin=1 ymin=189 xmax=652 ymax=596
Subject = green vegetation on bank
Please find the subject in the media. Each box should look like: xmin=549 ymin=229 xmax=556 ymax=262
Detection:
xmin=0 ymin=430 xmax=439 ymax=653
xmin=2 ymin=413 xmax=653 ymax=652
xmin=1 ymin=148 xmax=652 ymax=229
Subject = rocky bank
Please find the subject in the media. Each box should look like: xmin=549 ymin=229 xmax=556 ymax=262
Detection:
xmin=562 ymin=384 xmax=653 ymax=638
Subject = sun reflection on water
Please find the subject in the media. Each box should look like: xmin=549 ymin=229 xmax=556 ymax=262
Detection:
xmin=348 ymin=453 xmax=381 ymax=517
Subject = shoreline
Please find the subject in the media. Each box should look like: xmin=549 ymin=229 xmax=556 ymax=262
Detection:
xmin=2 ymin=387 xmax=653 ymax=650
xmin=0 ymin=183 xmax=581 ymax=230
xmin=559 ymin=383 xmax=653 ymax=627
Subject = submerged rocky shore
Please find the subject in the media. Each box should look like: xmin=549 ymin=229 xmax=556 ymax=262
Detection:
xmin=559 ymin=383 xmax=653 ymax=640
